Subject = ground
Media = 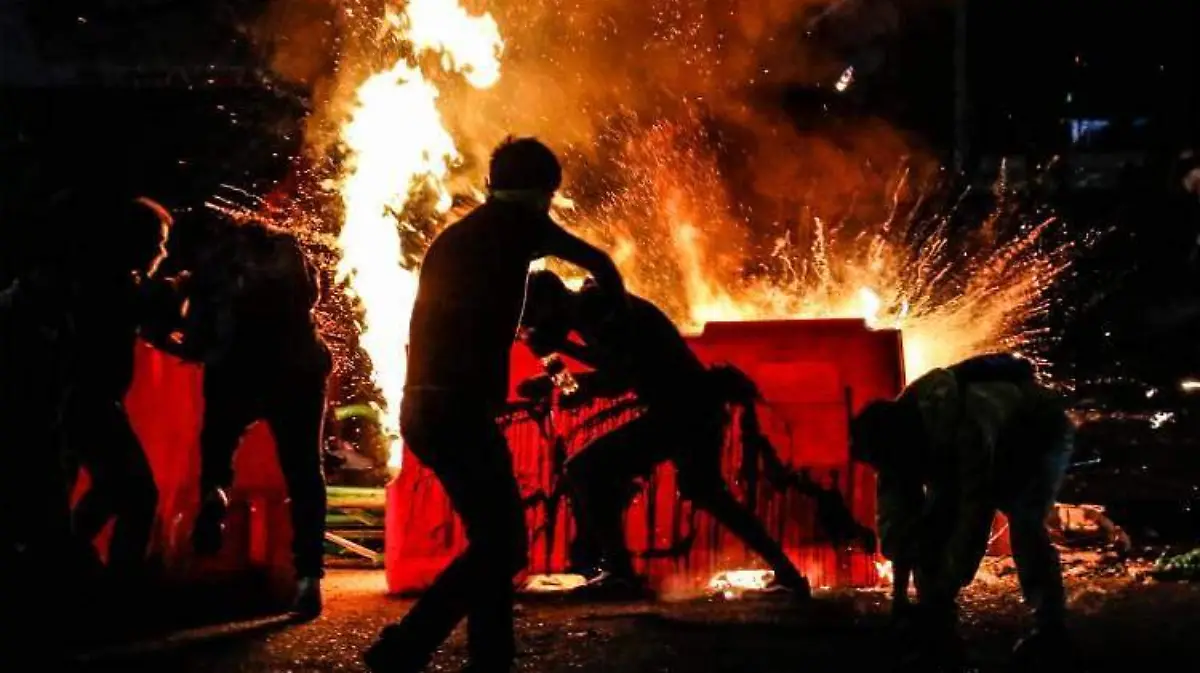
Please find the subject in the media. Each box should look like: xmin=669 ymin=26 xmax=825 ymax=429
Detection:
xmin=61 ymin=556 xmax=1200 ymax=673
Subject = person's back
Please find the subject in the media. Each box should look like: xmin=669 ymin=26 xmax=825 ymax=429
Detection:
xmin=221 ymin=224 xmax=324 ymax=369
xmin=853 ymin=354 xmax=1075 ymax=664
xmin=575 ymin=292 xmax=709 ymax=409
xmin=167 ymin=219 xmax=324 ymax=374
xmin=68 ymin=275 xmax=142 ymax=399
xmin=407 ymin=201 xmax=563 ymax=406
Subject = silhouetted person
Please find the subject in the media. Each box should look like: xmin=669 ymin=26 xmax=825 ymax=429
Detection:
xmin=851 ymin=353 xmax=1074 ymax=671
xmin=516 ymin=271 xmax=811 ymax=599
xmin=364 ymin=138 xmax=625 ymax=673
xmin=150 ymin=215 xmax=332 ymax=619
xmin=62 ymin=194 xmax=172 ymax=582
xmin=0 ymin=261 xmax=103 ymax=641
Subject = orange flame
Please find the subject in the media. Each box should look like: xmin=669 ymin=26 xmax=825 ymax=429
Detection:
xmin=322 ymin=4 xmax=1072 ymax=476
xmin=336 ymin=2 xmax=504 ymax=469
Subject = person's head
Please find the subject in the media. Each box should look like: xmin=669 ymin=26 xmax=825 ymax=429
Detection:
xmin=90 ymin=196 xmax=172 ymax=279
xmin=849 ymin=399 xmax=918 ymax=472
xmin=522 ymin=270 xmax=575 ymax=342
xmin=487 ymin=137 xmax=563 ymax=212
xmin=123 ymin=197 xmax=172 ymax=276
xmin=52 ymin=188 xmax=172 ymax=279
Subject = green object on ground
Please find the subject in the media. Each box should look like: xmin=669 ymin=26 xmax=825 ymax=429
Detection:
xmin=334 ymin=403 xmax=381 ymax=422
xmin=1152 ymin=548 xmax=1200 ymax=580
xmin=326 ymin=485 xmax=386 ymax=510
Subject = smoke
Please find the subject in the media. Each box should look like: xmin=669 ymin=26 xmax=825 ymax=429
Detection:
xmin=248 ymin=1 xmax=917 ymax=176
xmin=246 ymin=0 xmax=1071 ymax=380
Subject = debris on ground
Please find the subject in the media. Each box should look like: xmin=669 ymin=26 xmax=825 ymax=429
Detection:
xmin=1151 ymin=547 xmax=1200 ymax=581
xmin=1051 ymin=503 xmax=1133 ymax=552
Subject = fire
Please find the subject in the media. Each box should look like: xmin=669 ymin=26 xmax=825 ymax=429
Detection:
xmin=574 ymin=130 xmax=1071 ymax=382
xmin=875 ymin=559 xmax=894 ymax=585
xmin=707 ymin=569 xmax=776 ymax=599
xmin=335 ymin=1 xmax=504 ymax=469
xmin=308 ymin=4 xmax=1074 ymax=473
xmin=523 ymin=573 xmax=588 ymax=593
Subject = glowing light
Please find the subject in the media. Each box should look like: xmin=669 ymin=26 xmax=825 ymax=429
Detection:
xmin=523 ymin=573 xmax=588 ymax=593
xmin=875 ymin=559 xmax=894 ymax=585
xmin=1150 ymin=411 xmax=1175 ymax=429
xmin=1181 ymin=379 xmax=1200 ymax=393
xmin=835 ymin=65 xmax=855 ymax=92
xmin=336 ymin=1 xmax=503 ymax=470
xmin=707 ymin=569 xmax=776 ymax=599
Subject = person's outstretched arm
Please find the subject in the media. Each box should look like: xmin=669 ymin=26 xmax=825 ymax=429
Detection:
xmin=540 ymin=223 xmax=626 ymax=302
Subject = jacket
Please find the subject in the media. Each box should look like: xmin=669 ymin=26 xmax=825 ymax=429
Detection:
xmin=876 ymin=367 xmax=1067 ymax=596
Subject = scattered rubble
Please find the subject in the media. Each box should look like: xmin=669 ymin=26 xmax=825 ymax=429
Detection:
xmin=1150 ymin=548 xmax=1200 ymax=581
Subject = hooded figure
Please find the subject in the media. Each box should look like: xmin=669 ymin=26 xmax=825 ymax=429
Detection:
xmin=60 ymin=193 xmax=172 ymax=583
xmin=150 ymin=215 xmax=332 ymax=619
xmin=516 ymin=270 xmax=812 ymax=599
xmin=850 ymin=353 xmax=1074 ymax=669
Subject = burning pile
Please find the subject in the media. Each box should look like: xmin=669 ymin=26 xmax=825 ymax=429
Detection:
xmin=247 ymin=2 xmax=1079 ymax=468
xmin=707 ymin=569 xmax=779 ymax=600
xmin=334 ymin=0 xmax=504 ymax=467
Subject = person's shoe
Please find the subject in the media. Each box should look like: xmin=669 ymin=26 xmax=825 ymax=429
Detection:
xmin=363 ymin=628 xmax=431 ymax=673
xmin=772 ymin=570 xmax=812 ymax=601
xmin=291 ymin=577 xmax=322 ymax=621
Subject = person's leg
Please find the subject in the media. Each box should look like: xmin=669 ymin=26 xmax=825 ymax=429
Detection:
xmin=1001 ymin=428 xmax=1074 ymax=632
xmin=674 ymin=413 xmax=809 ymax=594
xmin=194 ymin=373 xmax=256 ymax=555
xmin=71 ymin=399 xmax=158 ymax=576
xmin=564 ymin=419 xmax=656 ymax=583
xmin=367 ymin=394 xmax=527 ymax=672
xmin=688 ymin=478 xmax=809 ymax=594
xmin=265 ymin=372 xmax=329 ymax=616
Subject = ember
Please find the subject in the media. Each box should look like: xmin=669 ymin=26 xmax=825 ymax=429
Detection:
xmin=835 ymin=65 xmax=855 ymax=92
xmin=707 ymin=569 xmax=778 ymax=600
xmin=874 ymin=559 xmax=894 ymax=586
xmin=523 ymin=574 xmax=589 ymax=593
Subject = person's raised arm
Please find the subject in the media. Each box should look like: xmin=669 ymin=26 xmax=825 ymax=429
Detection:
xmin=539 ymin=223 xmax=626 ymax=303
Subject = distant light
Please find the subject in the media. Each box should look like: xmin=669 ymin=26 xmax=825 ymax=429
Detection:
xmin=1150 ymin=412 xmax=1175 ymax=429
xmin=1182 ymin=379 xmax=1200 ymax=393
xmin=835 ymin=66 xmax=855 ymax=93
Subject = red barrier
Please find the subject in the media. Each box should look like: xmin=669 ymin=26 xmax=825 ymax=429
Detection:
xmin=75 ymin=341 xmax=296 ymax=600
xmin=386 ymin=319 xmax=906 ymax=594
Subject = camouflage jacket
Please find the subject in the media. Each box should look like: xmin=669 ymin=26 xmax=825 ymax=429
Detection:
xmin=876 ymin=368 xmax=1060 ymax=596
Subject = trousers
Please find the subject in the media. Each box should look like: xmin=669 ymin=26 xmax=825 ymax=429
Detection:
xmin=566 ymin=408 xmax=800 ymax=584
xmin=200 ymin=362 xmax=330 ymax=579
xmin=67 ymin=395 xmax=158 ymax=574
xmin=378 ymin=391 xmax=528 ymax=670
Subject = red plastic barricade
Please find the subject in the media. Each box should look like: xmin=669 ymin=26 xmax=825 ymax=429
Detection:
xmin=386 ymin=319 xmax=906 ymax=594
xmin=74 ymin=341 xmax=296 ymax=600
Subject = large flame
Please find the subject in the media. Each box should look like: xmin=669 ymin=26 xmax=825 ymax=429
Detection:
xmin=317 ymin=3 xmax=1073 ymax=473
xmin=336 ymin=1 xmax=504 ymax=469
